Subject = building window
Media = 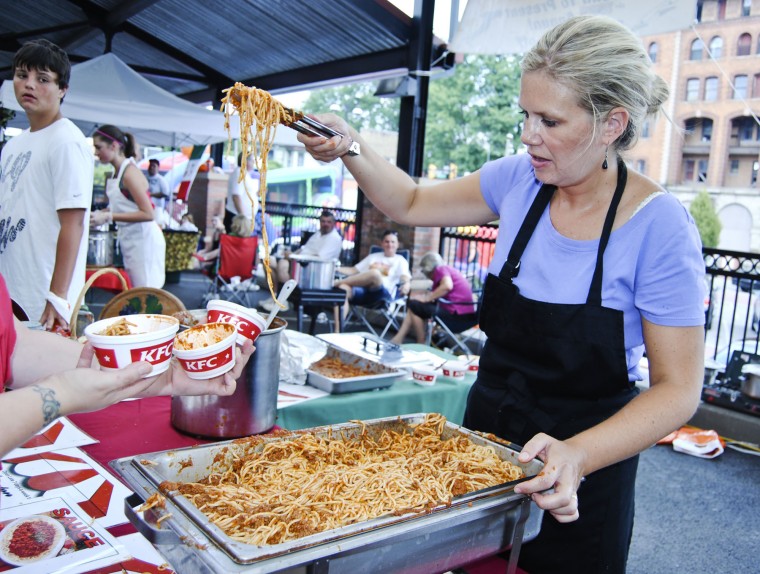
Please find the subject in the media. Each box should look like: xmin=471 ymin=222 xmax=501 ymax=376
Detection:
xmin=689 ymin=38 xmax=703 ymax=60
xmin=743 ymin=0 xmax=752 ymax=17
xmin=702 ymin=120 xmax=713 ymax=142
xmin=684 ymin=118 xmax=697 ymax=134
xmin=737 ymin=33 xmax=752 ymax=56
xmin=684 ymin=159 xmax=695 ymax=182
xmin=636 ymin=160 xmax=646 ymax=174
xmin=754 ymin=73 xmax=760 ymax=97
xmin=718 ymin=0 xmax=727 ymax=20
xmin=641 ymin=120 xmax=650 ymax=138
xmin=709 ymin=36 xmax=723 ymax=58
xmin=686 ymin=78 xmax=700 ymax=101
xmin=648 ymin=42 xmax=658 ymax=63
xmin=698 ymin=160 xmax=708 ymax=182
xmin=730 ymin=159 xmax=740 ymax=174
xmin=705 ymin=76 xmax=719 ymax=100
xmin=737 ymin=117 xmax=757 ymax=141
xmin=734 ymin=75 xmax=748 ymax=99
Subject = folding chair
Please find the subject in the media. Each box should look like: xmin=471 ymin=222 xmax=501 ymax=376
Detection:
xmin=202 ymin=234 xmax=258 ymax=307
xmin=426 ymin=289 xmax=484 ymax=356
xmin=345 ymin=247 xmax=410 ymax=338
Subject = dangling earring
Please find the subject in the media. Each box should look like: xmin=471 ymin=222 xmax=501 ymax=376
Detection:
xmin=602 ymin=147 xmax=609 ymax=170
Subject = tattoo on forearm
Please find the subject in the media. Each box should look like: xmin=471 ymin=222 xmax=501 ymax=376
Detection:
xmin=32 ymin=385 xmax=61 ymax=425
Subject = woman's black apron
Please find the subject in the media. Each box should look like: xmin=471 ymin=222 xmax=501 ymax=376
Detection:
xmin=465 ymin=161 xmax=640 ymax=574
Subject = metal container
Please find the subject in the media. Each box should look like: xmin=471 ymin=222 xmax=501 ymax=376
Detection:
xmin=170 ymin=317 xmax=286 ymax=438
xmin=740 ymin=364 xmax=760 ymax=398
xmin=86 ymin=230 xmax=114 ymax=267
xmin=289 ymin=254 xmax=337 ymax=290
xmin=307 ymin=345 xmax=403 ymax=394
xmin=111 ymin=414 xmax=544 ymax=574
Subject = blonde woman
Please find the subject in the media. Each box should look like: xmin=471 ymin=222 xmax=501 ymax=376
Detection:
xmin=298 ymin=15 xmax=705 ymax=573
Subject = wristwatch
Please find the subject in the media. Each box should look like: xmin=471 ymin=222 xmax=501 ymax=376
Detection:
xmin=345 ymin=139 xmax=361 ymax=157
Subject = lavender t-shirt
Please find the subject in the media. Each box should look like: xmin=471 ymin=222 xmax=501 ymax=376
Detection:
xmin=480 ymin=154 xmax=705 ymax=381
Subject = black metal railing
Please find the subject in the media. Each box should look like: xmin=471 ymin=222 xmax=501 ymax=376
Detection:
xmin=264 ymin=202 xmax=358 ymax=266
xmin=438 ymin=224 xmax=499 ymax=290
xmin=435 ymin=231 xmax=760 ymax=370
xmin=703 ymin=247 xmax=760 ymax=367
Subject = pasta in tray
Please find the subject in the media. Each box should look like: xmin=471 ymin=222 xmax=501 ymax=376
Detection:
xmin=221 ymin=83 xmax=303 ymax=303
xmin=159 ymin=414 xmax=525 ymax=547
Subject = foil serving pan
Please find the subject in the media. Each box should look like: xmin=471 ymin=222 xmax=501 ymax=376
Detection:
xmin=111 ymin=414 xmax=544 ymax=574
xmin=306 ymin=345 xmax=404 ymax=393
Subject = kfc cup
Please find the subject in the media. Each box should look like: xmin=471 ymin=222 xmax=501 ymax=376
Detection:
xmin=440 ymin=361 xmax=467 ymax=380
xmin=411 ymin=366 xmax=438 ymax=387
xmin=173 ymin=322 xmax=237 ymax=380
xmin=84 ymin=314 xmax=180 ymax=377
xmin=206 ymin=299 xmax=266 ymax=345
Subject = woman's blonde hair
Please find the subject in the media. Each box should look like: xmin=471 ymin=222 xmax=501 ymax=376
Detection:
xmin=521 ymin=15 xmax=669 ymax=151
xmin=230 ymin=215 xmax=251 ymax=237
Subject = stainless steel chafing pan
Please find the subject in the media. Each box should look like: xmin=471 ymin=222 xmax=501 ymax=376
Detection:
xmin=111 ymin=414 xmax=544 ymax=574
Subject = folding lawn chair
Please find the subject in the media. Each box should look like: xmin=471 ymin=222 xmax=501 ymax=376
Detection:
xmin=202 ymin=234 xmax=258 ymax=307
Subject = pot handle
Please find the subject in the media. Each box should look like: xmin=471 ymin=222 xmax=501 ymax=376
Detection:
xmin=69 ymin=267 xmax=129 ymax=339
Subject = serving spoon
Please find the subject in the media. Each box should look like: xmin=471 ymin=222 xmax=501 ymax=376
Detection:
xmin=264 ymin=279 xmax=297 ymax=329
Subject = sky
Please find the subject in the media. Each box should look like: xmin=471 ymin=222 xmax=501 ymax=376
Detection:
xmin=277 ymin=0 xmax=468 ymax=108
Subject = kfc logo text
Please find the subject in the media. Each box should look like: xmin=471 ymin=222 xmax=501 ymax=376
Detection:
xmin=130 ymin=340 xmax=174 ymax=364
xmin=178 ymin=348 xmax=234 ymax=372
xmin=207 ymin=310 xmax=261 ymax=340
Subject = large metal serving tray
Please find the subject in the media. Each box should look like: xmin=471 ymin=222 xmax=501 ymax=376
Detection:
xmin=111 ymin=414 xmax=544 ymax=574
xmin=306 ymin=345 xmax=404 ymax=394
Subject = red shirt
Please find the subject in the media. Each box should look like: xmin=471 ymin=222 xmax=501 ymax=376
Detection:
xmin=0 ymin=273 xmax=17 ymax=387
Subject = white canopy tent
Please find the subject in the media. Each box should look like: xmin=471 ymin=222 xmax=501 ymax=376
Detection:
xmin=0 ymin=53 xmax=238 ymax=147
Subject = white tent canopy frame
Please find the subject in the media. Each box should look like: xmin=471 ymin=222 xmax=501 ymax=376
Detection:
xmin=0 ymin=53 xmax=238 ymax=147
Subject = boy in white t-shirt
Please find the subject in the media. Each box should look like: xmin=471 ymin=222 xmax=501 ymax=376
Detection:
xmin=0 ymin=39 xmax=93 ymax=330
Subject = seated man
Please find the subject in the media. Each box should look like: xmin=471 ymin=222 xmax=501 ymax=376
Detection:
xmin=261 ymin=210 xmax=342 ymax=312
xmin=336 ymin=229 xmax=411 ymax=318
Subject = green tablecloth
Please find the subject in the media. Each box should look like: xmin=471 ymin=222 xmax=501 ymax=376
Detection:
xmin=275 ymin=344 xmax=476 ymax=430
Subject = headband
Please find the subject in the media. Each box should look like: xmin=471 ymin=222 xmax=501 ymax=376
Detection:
xmin=95 ymin=129 xmax=124 ymax=146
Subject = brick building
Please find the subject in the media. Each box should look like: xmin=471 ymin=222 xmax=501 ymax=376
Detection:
xmin=629 ymin=0 xmax=760 ymax=250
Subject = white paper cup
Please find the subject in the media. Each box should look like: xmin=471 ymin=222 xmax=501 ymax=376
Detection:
xmin=84 ymin=314 xmax=180 ymax=377
xmin=173 ymin=322 xmax=237 ymax=380
xmin=462 ymin=354 xmax=480 ymax=373
xmin=440 ymin=361 xmax=467 ymax=380
xmin=412 ymin=366 xmax=438 ymax=386
xmin=206 ymin=299 xmax=266 ymax=345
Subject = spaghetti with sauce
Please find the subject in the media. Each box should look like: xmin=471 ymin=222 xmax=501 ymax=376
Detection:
xmin=221 ymin=83 xmax=303 ymax=303
xmin=160 ymin=414 xmax=524 ymax=546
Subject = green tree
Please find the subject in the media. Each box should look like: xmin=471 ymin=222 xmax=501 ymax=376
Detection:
xmin=301 ymin=54 xmax=524 ymax=175
xmin=426 ymin=54 xmax=523 ymax=175
xmin=689 ymin=189 xmax=721 ymax=248
xmin=303 ymin=83 xmax=399 ymax=132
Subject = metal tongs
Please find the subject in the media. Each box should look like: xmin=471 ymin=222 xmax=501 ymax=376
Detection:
xmin=227 ymin=85 xmax=359 ymax=154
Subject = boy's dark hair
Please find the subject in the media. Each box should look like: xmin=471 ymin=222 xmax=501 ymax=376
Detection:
xmin=13 ymin=39 xmax=71 ymax=90
xmin=319 ymin=209 xmax=336 ymax=220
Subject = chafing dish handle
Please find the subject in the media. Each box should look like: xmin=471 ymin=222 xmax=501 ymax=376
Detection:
xmin=124 ymin=493 xmax=183 ymax=545
xmin=506 ymin=497 xmax=532 ymax=574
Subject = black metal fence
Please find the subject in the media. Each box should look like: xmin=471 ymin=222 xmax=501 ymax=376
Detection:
xmin=438 ymin=224 xmax=499 ymax=289
xmin=264 ymin=201 xmax=358 ymax=266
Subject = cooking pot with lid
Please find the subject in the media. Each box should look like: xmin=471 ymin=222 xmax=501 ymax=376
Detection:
xmin=740 ymin=363 xmax=760 ymax=398
xmin=87 ymin=230 xmax=114 ymax=267
xmin=289 ymin=254 xmax=337 ymax=290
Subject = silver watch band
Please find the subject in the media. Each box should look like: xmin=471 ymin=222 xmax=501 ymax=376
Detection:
xmin=345 ymin=139 xmax=360 ymax=157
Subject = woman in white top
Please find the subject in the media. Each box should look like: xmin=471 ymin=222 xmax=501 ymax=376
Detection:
xmin=91 ymin=125 xmax=166 ymax=288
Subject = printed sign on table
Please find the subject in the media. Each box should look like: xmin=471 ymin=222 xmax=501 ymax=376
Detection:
xmin=0 ymin=497 xmax=128 ymax=573
xmin=1 ymin=448 xmax=131 ymax=528
xmin=79 ymin=533 xmax=175 ymax=574
xmin=4 ymin=419 xmax=97 ymax=459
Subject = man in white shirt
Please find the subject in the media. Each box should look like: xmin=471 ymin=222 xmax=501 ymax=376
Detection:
xmin=147 ymin=158 xmax=170 ymax=213
xmin=261 ymin=210 xmax=343 ymax=312
xmin=335 ymin=229 xmax=411 ymax=318
xmin=0 ymin=39 xmax=92 ymax=330
xmin=224 ymin=151 xmax=258 ymax=232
